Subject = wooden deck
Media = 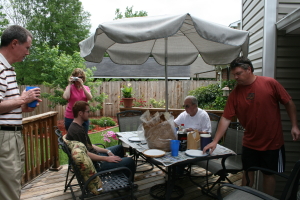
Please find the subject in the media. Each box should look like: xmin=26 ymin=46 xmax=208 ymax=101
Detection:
xmin=21 ymin=164 xmax=242 ymax=200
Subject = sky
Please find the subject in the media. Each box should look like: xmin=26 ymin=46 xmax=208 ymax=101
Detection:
xmin=80 ymin=0 xmax=242 ymax=33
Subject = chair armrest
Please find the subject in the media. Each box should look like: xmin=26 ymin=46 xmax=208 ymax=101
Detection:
xmin=93 ymin=143 xmax=106 ymax=148
xmin=244 ymin=166 xmax=289 ymax=186
xmin=84 ymin=167 xmax=133 ymax=191
xmin=217 ymin=184 xmax=275 ymax=200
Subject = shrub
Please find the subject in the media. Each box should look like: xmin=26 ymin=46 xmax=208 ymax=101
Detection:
xmin=133 ymin=96 xmax=147 ymax=107
xmin=91 ymin=117 xmax=116 ymax=127
xmin=189 ymin=80 xmax=236 ymax=110
xmin=189 ymin=83 xmax=221 ymax=109
xmin=149 ymin=98 xmax=165 ymax=108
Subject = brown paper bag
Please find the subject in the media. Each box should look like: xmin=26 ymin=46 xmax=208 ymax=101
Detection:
xmin=141 ymin=110 xmax=176 ymax=152
xmin=187 ymin=131 xmax=200 ymax=150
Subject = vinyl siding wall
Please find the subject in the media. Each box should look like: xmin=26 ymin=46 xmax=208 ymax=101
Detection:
xmin=275 ymin=1 xmax=300 ymax=197
xmin=242 ymin=0 xmax=265 ymax=76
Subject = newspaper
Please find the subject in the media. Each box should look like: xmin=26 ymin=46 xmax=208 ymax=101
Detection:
xmin=116 ymin=131 xmax=236 ymax=167
xmin=210 ymin=144 xmax=236 ymax=156
xmin=153 ymin=151 xmax=194 ymax=166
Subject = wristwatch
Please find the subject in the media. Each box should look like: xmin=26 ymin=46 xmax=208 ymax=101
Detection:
xmin=107 ymin=150 xmax=111 ymax=154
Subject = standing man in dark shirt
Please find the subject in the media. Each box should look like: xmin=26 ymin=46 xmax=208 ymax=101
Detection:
xmin=66 ymin=101 xmax=136 ymax=182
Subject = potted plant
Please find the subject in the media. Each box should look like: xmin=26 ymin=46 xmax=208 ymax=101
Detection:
xmin=121 ymin=84 xmax=134 ymax=108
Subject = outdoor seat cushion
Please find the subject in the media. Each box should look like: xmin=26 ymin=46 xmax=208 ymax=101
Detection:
xmin=63 ymin=136 xmax=103 ymax=195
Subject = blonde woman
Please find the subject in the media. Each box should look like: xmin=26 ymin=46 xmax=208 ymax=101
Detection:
xmin=63 ymin=68 xmax=92 ymax=133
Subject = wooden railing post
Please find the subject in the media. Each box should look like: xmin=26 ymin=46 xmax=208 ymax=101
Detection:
xmin=22 ymin=111 xmax=60 ymax=186
xmin=49 ymin=114 xmax=61 ymax=171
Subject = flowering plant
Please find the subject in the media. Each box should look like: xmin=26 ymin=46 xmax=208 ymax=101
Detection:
xmin=102 ymin=131 xmax=119 ymax=147
xmin=121 ymin=83 xmax=134 ymax=98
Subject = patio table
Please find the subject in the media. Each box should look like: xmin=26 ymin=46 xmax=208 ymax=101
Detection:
xmin=117 ymin=131 xmax=236 ymax=200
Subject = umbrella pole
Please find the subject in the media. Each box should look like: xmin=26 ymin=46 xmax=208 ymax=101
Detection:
xmin=164 ymin=37 xmax=168 ymax=112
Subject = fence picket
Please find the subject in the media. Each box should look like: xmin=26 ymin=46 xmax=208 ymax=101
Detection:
xmin=21 ymin=80 xmax=217 ymax=120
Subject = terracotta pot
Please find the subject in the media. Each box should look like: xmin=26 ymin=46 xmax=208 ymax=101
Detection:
xmin=122 ymin=98 xmax=134 ymax=108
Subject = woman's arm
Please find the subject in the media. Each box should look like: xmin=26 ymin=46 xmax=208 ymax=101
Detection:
xmin=63 ymin=84 xmax=72 ymax=100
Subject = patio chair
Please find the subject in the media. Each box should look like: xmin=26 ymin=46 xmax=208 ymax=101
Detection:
xmin=191 ymin=122 xmax=244 ymax=196
xmin=117 ymin=110 xmax=154 ymax=173
xmin=207 ymin=112 xmax=221 ymax=137
xmin=54 ymin=127 xmax=106 ymax=192
xmin=57 ymin=136 xmax=135 ymax=200
xmin=217 ymin=160 xmax=300 ymax=200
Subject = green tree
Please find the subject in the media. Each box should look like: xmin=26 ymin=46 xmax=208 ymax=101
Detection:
xmin=0 ymin=5 xmax=9 ymax=35
xmin=4 ymin=0 xmax=91 ymax=55
xmin=114 ymin=6 xmax=148 ymax=20
xmin=14 ymin=44 xmax=107 ymax=112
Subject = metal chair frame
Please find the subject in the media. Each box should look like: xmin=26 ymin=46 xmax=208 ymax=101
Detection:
xmin=217 ymin=160 xmax=300 ymax=200
xmin=117 ymin=110 xmax=154 ymax=173
xmin=57 ymin=134 xmax=135 ymax=200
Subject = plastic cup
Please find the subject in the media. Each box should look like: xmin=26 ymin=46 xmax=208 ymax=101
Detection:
xmin=26 ymin=86 xmax=39 ymax=108
xmin=200 ymin=134 xmax=212 ymax=150
xmin=170 ymin=140 xmax=180 ymax=156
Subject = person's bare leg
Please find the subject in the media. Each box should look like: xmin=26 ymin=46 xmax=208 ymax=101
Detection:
xmin=263 ymin=174 xmax=276 ymax=196
xmin=242 ymin=171 xmax=254 ymax=186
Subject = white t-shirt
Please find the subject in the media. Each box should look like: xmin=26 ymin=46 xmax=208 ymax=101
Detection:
xmin=174 ymin=108 xmax=211 ymax=132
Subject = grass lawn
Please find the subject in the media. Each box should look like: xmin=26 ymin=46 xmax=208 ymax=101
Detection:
xmin=59 ymin=127 xmax=120 ymax=165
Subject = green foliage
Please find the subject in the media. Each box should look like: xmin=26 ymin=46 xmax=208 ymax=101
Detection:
xmin=0 ymin=5 xmax=9 ymax=36
xmin=114 ymin=6 xmax=148 ymax=20
xmin=14 ymin=44 xmax=107 ymax=111
xmin=221 ymin=79 xmax=237 ymax=89
xmin=133 ymin=96 xmax=147 ymax=107
xmin=149 ymin=98 xmax=165 ymax=108
xmin=189 ymin=80 xmax=236 ymax=110
xmin=90 ymin=117 xmax=116 ymax=127
xmin=121 ymin=84 xmax=134 ymax=98
xmin=189 ymin=83 xmax=222 ymax=109
xmin=6 ymin=0 xmax=91 ymax=55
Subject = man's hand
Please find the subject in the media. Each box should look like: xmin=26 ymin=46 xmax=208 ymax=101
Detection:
xmin=202 ymin=141 xmax=218 ymax=154
xmin=291 ymin=126 xmax=300 ymax=141
xmin=21 ymin=88 xmax=41 ymax=104
xmin=105 ymin=156 xmax=122 ymax=163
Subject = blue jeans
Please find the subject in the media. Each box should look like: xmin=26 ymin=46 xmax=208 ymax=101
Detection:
xmin=94 ymin=145 xmax=136 ymax=180
xmin=64 ymin=117 xmax=89 ymax=134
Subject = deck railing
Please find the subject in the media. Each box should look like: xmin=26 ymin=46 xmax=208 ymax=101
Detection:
xmin=21 ymin=111 xmax=60 ymax=185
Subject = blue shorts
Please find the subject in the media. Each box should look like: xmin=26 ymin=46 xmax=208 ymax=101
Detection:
xmin=242 ymin=145 xmax=285 ymax=175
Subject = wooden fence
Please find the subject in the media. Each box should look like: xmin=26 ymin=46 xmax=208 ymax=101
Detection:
xmin=21 ymin=80 xmax=217 ymax=120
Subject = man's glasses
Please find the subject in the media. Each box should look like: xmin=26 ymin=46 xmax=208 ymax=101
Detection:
xmin=85 ymin=110 xmax=90 ymax=113
xmin=183 ymin=105 xmax=190 ymax=108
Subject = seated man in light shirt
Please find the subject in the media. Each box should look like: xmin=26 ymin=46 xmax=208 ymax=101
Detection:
xmin=174 ymin=96 xmax=211 ymax=177
xmin=175 ymin=96 xmax=211 ymax=133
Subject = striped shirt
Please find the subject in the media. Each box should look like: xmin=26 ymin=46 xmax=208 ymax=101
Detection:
xmin=0 ymin=53 xmax=22 ymax=125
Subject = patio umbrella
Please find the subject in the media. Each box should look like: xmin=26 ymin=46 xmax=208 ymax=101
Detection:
xmin=79 ymin=13 xmax=249 ymax=111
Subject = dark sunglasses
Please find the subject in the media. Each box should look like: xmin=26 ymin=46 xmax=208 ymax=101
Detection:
xmin=183 ymin=105 xmax=190 ymax=108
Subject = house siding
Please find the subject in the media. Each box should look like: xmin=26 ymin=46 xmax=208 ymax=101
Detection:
xmin=242 ymin=0 xmax=300 ymax=197
xmin=276 ymin=1 xmax=300 ymax=198
xmin=242 ymin=0 xmax=265 ymax=76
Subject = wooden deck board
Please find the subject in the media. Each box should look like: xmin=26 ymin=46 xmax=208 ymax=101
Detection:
xmin=21 ymin=164 xmax=242 ymax=200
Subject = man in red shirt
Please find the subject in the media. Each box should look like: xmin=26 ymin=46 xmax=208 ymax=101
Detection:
xmin=203 ymin=56 xmax=300 ymax=196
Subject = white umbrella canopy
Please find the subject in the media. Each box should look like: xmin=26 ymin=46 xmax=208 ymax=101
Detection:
xmin=79 ymin=13 xmax=249 ymax=110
